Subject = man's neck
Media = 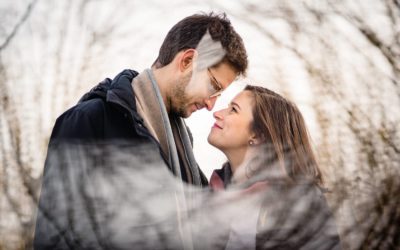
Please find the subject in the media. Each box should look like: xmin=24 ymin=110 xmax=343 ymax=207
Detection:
xmin=151 ymin=66 xmax=174 ymax=114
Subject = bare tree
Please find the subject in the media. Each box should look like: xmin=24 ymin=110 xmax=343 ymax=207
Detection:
xmin=0 ymin=0 xmax=160 ymax=248
xmin=1 ymin=0 xmax=399 ymax=249
xmin=215 ymin=0 xmax=400 ymax=249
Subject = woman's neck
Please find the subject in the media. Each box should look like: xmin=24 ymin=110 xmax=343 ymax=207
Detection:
xmin=224 ymin=148 xmax=247 ymax=174
xmin=224 ymin=146 xmax=258 ymax=183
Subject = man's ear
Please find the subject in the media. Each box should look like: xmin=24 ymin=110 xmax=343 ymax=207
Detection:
xmin=179 ymin=49 xmax=198 ymax=72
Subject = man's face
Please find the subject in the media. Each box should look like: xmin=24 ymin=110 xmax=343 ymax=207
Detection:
xmin=170 ymin=62 xmax=237 ymax=118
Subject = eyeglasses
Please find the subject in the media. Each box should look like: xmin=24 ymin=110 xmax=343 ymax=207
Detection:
xmin=207 ymin=68 xmax=224 ymax=98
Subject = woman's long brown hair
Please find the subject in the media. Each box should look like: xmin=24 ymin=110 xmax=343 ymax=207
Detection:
xmin=245 ymin=85 xmax=324 ymax=187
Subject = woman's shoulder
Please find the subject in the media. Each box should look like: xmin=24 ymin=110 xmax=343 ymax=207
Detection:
xmin=257 ymin=183 xmax=342 ymax=249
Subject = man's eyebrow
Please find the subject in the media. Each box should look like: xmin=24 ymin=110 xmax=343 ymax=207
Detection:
xmin=230 ymin=101 xmax=241 ymax=110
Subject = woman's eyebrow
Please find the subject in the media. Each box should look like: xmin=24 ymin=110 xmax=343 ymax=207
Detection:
xmin=230 ymin=101 xmax=241 ymax=110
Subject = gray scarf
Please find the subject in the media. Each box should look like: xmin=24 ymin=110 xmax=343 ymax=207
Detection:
xmin=132 ymin=69 xmax=201 ymax=185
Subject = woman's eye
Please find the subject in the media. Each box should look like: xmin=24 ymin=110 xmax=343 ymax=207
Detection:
xmin=230 ymin=106 xmax=237 ymax=113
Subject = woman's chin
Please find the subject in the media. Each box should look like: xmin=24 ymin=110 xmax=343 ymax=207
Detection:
xmin=207 ymin=135 xmax=220 ymax=149
xmin=207 ymin=135 xmax=214 ymax=146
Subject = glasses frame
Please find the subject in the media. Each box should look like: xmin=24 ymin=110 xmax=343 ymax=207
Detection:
xmin=207 ymin=68 xmax=224 ymax=98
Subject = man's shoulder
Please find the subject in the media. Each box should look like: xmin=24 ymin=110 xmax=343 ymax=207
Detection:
xmin=48 ymin=101 xmax=102 ymax=140
xmin=75 ymin=98 xmax=107 ymax=113
xmin=59 ymin=98 xmax=106 ymax=120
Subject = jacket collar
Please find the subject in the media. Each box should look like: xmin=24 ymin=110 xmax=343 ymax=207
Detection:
xmin=210 ymin=163 xmax=270 ymax=194
xmin=210 ymin=163 xmax=232 ymax=190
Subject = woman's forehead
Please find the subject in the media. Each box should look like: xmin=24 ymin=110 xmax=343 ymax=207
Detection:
xmin=232 ymin=90 xmax=253 ymax=107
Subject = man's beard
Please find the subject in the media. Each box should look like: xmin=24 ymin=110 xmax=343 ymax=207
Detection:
xmin=170 ymin=71 xmax=192 ymax=118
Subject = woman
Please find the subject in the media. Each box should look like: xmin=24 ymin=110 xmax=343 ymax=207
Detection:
xmin=207 ymin=85 xmax=341 ymax=250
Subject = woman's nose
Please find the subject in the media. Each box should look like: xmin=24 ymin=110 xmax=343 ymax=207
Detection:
xmin=213 ymin=109 xmax=224 ymax=120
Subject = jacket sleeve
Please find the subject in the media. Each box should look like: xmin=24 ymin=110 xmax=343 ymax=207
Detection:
xmin=34 ymin=102 xmax=105 ymax=249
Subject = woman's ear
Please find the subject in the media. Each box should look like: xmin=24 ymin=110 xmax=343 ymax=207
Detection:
xmin=249 ymin=133 xmax=265 ymax=146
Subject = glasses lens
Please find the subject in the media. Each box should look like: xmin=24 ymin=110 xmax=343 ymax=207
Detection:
xmin=208 ymin=68 xmax=223 ymax=97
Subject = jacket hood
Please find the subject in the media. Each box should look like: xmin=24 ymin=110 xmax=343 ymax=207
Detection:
xmin=78 ymin=69 xmax=139 ymax=113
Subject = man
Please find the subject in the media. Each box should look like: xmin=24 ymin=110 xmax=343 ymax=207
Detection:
xmin=34 ymin=12 xmax=248 ymax=249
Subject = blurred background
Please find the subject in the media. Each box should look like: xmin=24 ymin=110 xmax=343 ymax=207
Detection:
xmin=1 ymin=0 xmax=399 ymax=249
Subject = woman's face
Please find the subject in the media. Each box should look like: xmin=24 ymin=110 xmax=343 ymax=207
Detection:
xmin=208 ymin=90 xmax=255 ymax=152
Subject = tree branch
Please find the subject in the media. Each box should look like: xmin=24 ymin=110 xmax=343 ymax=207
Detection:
xmin=0 ymin=0 xmax=38 ymax=51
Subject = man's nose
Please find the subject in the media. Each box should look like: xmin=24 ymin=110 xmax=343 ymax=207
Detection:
xmin=204 ymin=96 xmax=218 ymax=111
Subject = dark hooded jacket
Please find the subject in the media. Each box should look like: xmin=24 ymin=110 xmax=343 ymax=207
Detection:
xmin=34 ymin=69 xmax=207 ymax=250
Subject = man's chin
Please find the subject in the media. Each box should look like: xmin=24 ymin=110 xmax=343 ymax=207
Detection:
xmin=172 ymin=109 xmax=192 ymax=118
xmin=182 ymin=106 xmax=198 ymax=118
xmin=181 ymin=110 xmax=192 ymax=118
